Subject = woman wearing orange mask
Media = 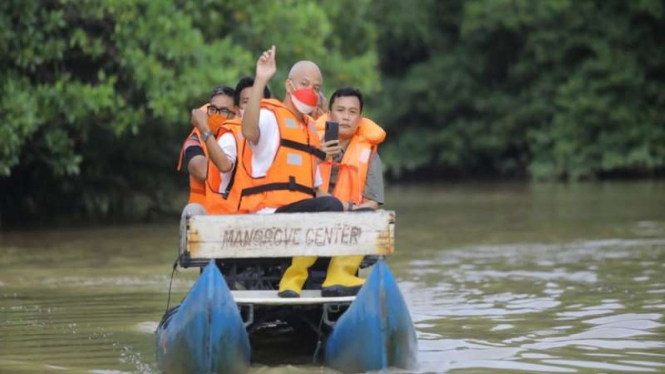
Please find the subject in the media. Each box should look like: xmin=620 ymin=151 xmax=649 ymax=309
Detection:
xmin=177 ymin=86 xmax=238 ymax=254
xmin=181 ymin=86 xmax=238 ymax=198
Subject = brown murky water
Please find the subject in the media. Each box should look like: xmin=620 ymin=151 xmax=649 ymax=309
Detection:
xmin=1 ymin=182 xmax=664 ymax=373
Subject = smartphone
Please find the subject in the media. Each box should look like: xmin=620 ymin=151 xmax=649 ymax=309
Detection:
xmin=324 ymin=121 xmax=339 ymax=143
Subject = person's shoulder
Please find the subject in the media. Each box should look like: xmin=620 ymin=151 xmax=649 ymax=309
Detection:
xmin=259 ymin=108 xmax=279 ymax=128
xmin=259 ymin=107 xmax=277 ymax=118
xmin=369 ymin=152 xmax=382 ymax=168
xmin=184 ymin=135 xmax=202 ymax=149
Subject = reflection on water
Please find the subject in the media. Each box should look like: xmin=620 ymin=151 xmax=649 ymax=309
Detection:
xmin=1 ymin=182 xmax=664 ymax=373
xmin=408 ymin=239 xmax=665 ymax=373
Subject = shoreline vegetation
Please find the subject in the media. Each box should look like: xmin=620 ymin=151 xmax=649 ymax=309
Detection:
xmin=1 ymin=0 xmax=664 ymax=225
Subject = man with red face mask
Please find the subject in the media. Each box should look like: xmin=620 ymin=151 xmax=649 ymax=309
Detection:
xmin=240 ymin=46 xmax=343 ymax=215
xmin=241 ymin=46 xmax=354 ymax=298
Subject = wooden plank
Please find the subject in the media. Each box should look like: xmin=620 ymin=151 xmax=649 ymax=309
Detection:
xmin=186 ymin=210 xmax=395 ymax=259
xmin=231 ymin=290 xmax=355 ymax=305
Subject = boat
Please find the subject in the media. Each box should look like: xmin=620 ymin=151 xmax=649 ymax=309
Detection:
xmin=156 ymin=211 xmax=417 ymax=373
xmin=156 ymin=261 xmax=250 ymax=374
xmin=325 ymin=259 xmax=418 ymax=373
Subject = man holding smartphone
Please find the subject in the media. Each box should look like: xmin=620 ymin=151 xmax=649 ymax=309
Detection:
xmin=317 ymin=87 xmax=385 ymax=211
xmin=315 ymin=87 xmax=386 ymax=296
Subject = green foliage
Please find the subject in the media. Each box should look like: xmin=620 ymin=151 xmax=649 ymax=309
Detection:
xmin=371 ymin=0 xmax=665 ymax=180
xmin=180 ymin=0 xmax=380 ymax=97
xmin=1 ymin=0 xmax=663 ymax=224
xmin=0 ymin=0 xmax=378 ymax=224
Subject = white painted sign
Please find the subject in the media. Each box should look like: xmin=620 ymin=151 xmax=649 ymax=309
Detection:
xmin=186 ymin=211 xmax=395 ymax=259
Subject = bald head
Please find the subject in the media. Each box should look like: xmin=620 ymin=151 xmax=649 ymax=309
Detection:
xmin=288 ymin=60 xmax=322 ymax=81
xmin=286 ymin=60 xmax=323 ymax=100
xmin=284 ymin=60 xmax=323 ymax=111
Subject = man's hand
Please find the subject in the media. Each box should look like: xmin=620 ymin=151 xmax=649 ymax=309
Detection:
xmin=321 ymin=140 xmax=342 ymax=160
xmin=191 ymin=109 xmax=210 ymax=133
xmin=243 ymin=45 xmax=275 ymax=144
xmin=256 ymin=45 xmax=276 ymax=83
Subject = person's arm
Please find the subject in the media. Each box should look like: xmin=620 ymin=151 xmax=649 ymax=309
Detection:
xmin=314 ymin=164 xmax=330 ymax=197
xmin=187 ymin=155 xmax=207 ymax=182
xmin=243 ymin=45 xmax=276 ymax=144
xmin=203 ymin=137 xmax=233 ymax=173
xmin=191 ymin=109 xmax=234 ymax=173
xmin=353 ymin=152 xmax=384 ymax=211
xmin=182 ymin=132 xmax=207 ymax=182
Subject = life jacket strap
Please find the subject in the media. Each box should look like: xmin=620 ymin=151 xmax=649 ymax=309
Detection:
xmin=280 ymin=139 xmax=326 ymax=161
xmin=240 ymin=176 xmax=316 ymax=197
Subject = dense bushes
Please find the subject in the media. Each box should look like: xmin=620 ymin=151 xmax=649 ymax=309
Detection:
xmin=1 ymin=0 xmax=663 ymax=224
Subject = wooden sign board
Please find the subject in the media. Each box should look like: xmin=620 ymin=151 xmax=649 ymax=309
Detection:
xmin=186 ymin=210 xmax=395 ymax=260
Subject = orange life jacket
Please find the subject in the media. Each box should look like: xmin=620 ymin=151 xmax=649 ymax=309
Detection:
xmin=204 ymin=119 xmax=248 ymax=214
xmin=177 ymin=104 xmax=232 ymax=206
xmin=315 ymin=114 xmax=385 ymax=204
xmin=238 ymin=99 xmax=325 ymax=212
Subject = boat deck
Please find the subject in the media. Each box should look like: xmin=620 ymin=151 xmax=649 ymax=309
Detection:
xmin=231 ymin=290 xmax=355 ymax=305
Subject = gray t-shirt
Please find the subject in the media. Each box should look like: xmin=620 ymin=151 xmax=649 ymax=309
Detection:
xmin=328 ymin=147 xmax=385 ymax=205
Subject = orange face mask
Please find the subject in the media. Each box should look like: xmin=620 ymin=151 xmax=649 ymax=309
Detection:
xmin=208 ymin=114 xmax=226 ymax=135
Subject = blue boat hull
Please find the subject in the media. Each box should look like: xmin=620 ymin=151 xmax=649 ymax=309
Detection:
xmin=325 ymin=260 xmax=418 ymax=373
xmin=156 ymin=261 xmax=250 ymax=374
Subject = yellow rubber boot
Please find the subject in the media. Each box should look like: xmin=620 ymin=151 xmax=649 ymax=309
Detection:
xmin=278 ymin=256 xmax=317 ymax=298
xmin=321 ymin=255 xmax=366 ymax=297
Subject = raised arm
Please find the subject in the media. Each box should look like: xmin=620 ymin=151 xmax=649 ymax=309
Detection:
xmin=242 ymin=45 xmax=276 ymax=144
xmin=191 ymin=109 xmax=233 ymax=173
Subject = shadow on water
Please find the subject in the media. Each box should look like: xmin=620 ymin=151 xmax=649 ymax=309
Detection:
xmin=1 ymin=182 xmax=664 ymax=373
xmin=250 ymin=326 xmax=320 ymax=366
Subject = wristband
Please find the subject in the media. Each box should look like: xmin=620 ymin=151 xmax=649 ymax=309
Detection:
xmin=201 ymin=131 xmax=213 ymax=142
xmin=347 ymin=202 xmax=354 ymax=211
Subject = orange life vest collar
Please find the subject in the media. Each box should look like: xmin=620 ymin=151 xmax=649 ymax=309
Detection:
xmin=315 ymin=114 xmax=385 ymax=204
xmin=315 ymin=113 xmax=386 ymax=144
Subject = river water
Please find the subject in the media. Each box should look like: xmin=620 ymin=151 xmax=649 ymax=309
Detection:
xmin=1 ymin=182 xmax=664 ymax=373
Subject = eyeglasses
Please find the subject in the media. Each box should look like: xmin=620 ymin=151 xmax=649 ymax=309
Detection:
xmin=207 ymin=105 xmax=235 ymax=118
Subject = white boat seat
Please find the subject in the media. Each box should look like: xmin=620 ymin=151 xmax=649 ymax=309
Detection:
xmin=231 ymin=290 xmax=355 ymax=305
